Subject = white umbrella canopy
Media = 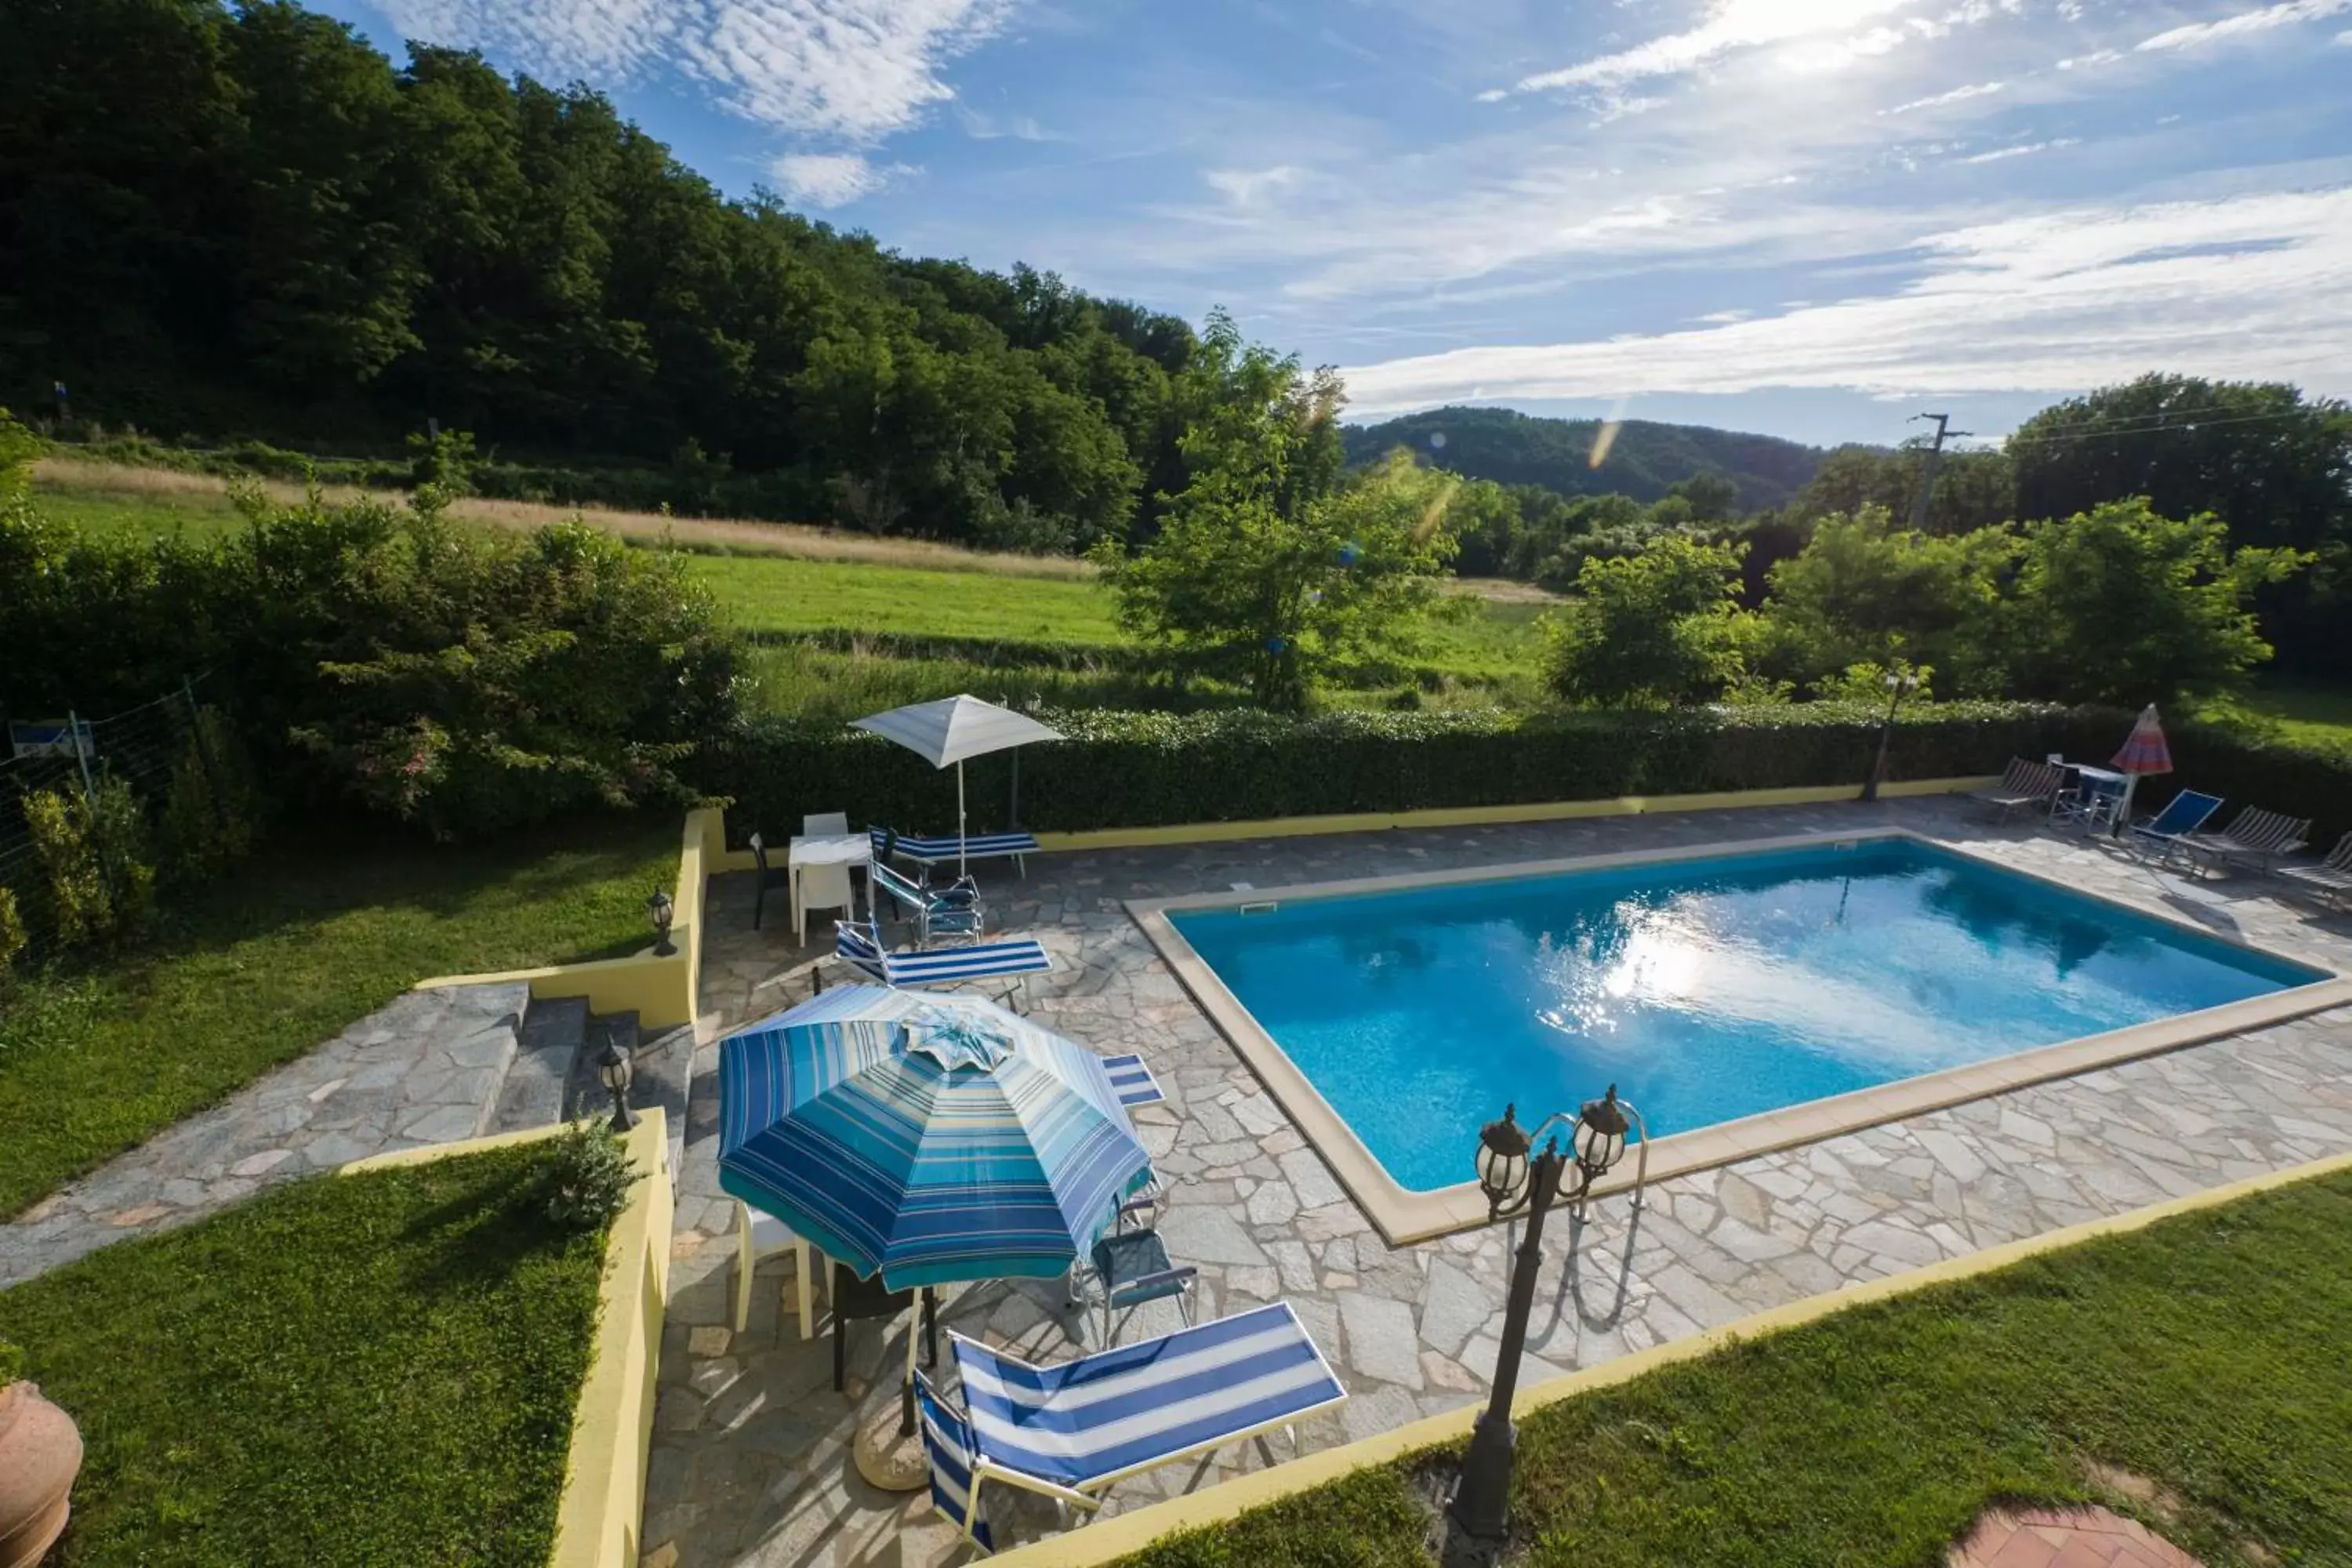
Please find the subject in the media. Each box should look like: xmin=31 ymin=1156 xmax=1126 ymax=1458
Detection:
xmin=851 ymin=695 xmax=1065 ymax=872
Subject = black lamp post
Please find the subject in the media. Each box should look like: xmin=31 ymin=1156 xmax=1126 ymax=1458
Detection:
xmin=1450 ymin=1087 xmax=1645 ymax=1545
xmin=647 ymin=887 xmax=677 ymax=957
xmin=598 ymin=1038 xmax=637 ymax=1134
xmin=1860 ymin=667 xmax=1922 ymax=804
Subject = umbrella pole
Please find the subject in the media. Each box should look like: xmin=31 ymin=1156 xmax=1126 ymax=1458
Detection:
xmin=2116 ymin=775 xmax=2139 ymax=837
xmin=957 ymin=762 xmax=968 ymax=877
xmin=902 ymin=1304 xmax=920 ymax=1437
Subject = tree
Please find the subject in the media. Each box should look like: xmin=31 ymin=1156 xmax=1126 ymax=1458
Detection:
xmin=2005 ymin=499 xmax=2307 ymax=708
xmin=1542 ymin=534 xmax=1756 ymax=709
xmin=1792 ymin=444 xmax=2016 ymax=536
xmin=2009 ymin=375 xmax=2350 ymax=675
xmin=1759 ymin=507 xmax=2016 ymax=697
xmin=1102 ymin=315 xmax=1457 ymax=709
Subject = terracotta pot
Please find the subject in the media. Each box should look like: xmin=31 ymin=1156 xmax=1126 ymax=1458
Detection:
xmin=0 ymin=1380 xmax=82 ymax=1568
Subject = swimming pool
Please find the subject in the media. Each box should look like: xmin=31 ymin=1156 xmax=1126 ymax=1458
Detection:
xmin=1160 ymin=835 xmax=2330 ymax=1205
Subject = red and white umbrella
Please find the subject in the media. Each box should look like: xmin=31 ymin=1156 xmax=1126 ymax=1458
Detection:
xmin=2110 ymin=705 xmax=2172 ymax=826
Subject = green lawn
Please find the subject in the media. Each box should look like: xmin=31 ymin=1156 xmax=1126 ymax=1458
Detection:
xmin=0 ymin=1141 xmax=606 ymax=1566
xmin=2235 ymin=678 xmax=2352 ymax=754
xmin=0 ymin=815 xmax=676 ymax=1218
xmin=1121 ymin=1169 xmax=2352 ymax=1568
xmin=28 ymin=484 xmax=247 ymax=543
xmin=686 ymin=550 xmax=1127 ymax=646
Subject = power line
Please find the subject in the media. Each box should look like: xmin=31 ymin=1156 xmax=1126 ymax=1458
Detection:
xmin=1980 ymin=406 xmax=2327 ymax=451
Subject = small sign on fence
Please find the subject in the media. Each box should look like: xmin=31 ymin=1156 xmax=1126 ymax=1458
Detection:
xmin=9 ymin=719 xmax=93 ymax=759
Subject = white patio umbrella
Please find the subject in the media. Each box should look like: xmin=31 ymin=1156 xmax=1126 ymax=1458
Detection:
xmin=851 ymin=695 xmax=1065 ymax=873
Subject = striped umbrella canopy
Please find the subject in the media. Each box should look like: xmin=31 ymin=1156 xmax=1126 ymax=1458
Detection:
xmin=717 ymin=985 xmax=1150 ymax=1290
xmin=2111 ymin=704 xmax=2172 ymax=832
xmin=2111 ymin=704 xmax=2173 ymax=775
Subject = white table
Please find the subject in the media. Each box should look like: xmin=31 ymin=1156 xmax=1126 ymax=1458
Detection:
xmin=789 ymin=833 xmax=870 ymax=942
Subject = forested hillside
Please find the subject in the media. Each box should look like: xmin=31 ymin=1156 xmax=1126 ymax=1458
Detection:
xmin=1344 ymin=405 xmax=1826 ymax=509
xmin=0 ymin=0 xmax=1191 ymax=552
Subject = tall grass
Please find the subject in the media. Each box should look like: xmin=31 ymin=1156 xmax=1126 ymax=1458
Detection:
xmin=31 ymin=456 xmax=1098 ymax=578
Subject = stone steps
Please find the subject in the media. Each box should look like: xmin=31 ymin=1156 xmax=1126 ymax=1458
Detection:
xmin=490 ymin=994 xmax=590 ymax=1135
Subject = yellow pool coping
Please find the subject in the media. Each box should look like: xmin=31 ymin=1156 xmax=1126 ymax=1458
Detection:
xmin=978 ymin=1145 xmax=2352 ymax=1568
xmin=1130 ymin=825 xmax=2352 ymax=1246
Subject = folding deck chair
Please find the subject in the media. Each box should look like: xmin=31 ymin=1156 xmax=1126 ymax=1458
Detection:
xmin=2277 ymin=833 xmax=2352 ymax=912
xmin=1970 ymin=758 xmax=2063 ymax=820
xmin=2127 ymin=789 xmax=2223 ymax=866
xmin=873 ymin=826 xmax=1040 ymax=877
xmin=830 ymin=920 xmax=1051 ymax=1008
xmin=915 ymin=1302 xmax=1348 ymax=1552
xmin=2180 ymin=806 xmax=2313 ymax=877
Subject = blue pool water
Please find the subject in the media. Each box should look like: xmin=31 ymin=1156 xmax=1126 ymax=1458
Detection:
xmin=1170 ymin=840 xmax=2324 ymax=1192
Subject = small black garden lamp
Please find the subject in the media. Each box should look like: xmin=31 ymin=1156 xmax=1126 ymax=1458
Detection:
xmin=1450 ymin=1087 xmax=1649 ymax=1546
xmin=598 ymin=1037 xmax=638 ymax=1134
xmin=647 ymin=886 xmax=677 ymax=957
xmin=1860 ymin=666 xmax=1922 ymax=804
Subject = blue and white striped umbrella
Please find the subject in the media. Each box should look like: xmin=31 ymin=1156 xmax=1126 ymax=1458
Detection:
xmin=717 ymin=986 xmax=1152 ymax=1290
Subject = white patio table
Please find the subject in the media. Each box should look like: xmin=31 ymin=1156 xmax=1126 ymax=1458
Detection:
xmin=789 ymin=833 xmax=870 ymax=943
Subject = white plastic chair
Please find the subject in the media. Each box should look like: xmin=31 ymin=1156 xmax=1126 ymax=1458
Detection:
xmin=735 ymin=1200 xmax=819 ymax=1339
xmin=802 ymin=811 xmax=850 ymax=836
xmin=795 ymin=859 xmax=855 ymax=944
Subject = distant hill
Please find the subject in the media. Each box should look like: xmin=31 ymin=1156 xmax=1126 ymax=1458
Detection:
xmin=1343 ymin=406 xmax=1826 ymax=510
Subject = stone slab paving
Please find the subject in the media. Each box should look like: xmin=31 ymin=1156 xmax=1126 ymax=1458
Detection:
xmin=0 ymin=980 xmax=529 ymax=1286
xmin=645 ymin=797 xmax=2352 ymax=1568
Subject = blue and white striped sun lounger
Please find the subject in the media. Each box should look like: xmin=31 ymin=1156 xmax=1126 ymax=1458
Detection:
xmin=917 ymin=1302 xmax=1348 ymax=1552
xmin=1098 ymin=1053 xmax=1166 ymax=1108
xmin=835 ymin=921 xmax=1052 ymax=990
xmin=874 ymin=826 xmax=1040 ymax=874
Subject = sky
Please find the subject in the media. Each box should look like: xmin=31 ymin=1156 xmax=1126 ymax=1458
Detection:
xmin=310 ymin=0 xmax=2352 ymax=449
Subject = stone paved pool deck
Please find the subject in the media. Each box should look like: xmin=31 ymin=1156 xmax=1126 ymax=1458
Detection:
xmin=643 ymin=795 xmax=2352 ymax=1568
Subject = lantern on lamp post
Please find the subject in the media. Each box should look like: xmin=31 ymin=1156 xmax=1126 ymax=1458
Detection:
xmin=647 ymin=887 xmax=677 ymax=957
xmin=597 ymin=1038 xmax=637 ymax=1134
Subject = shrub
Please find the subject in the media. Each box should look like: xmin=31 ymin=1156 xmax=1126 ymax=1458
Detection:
xmin=0 ymin=887 xmax=25 ymax=993
xmin=24 ymin=775 xmax=155 ymax=950
xmin=0 ymin=1334 xmax=22 ymax=1385
xmin=543 ymin=1122 xmax=636 ymax=1232
xmin=1544 ymin=535 xmax=1757 ymax=708
xmin=156 ymin=706 xmax=262 ymax=882
xmin=3 ymin=470 xmax=741 ymax=839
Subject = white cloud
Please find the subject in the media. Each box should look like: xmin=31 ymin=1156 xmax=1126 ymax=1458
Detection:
xmin=2135 ymin=0 xmax=2352 ymax=53
xmin=2056 ymin=47 xmax=2122 ymax=68
xmin=374 ymin=0 xmax=1016 ymax=140
xmin=770 ymin=151 xmax=905 ymax=205
xmin=1958 ymin=137 xmax=2078 ymax=162
xmin=1508 ymin=0 xmax=1920 ymax=93
xmin=1887 ymin=80 xmax=2006 ymax=113
xmin=1203 ymin=165 xmax=1305 ymax=206
xmin=1340 ymin=187 xmax=2352 ymax=409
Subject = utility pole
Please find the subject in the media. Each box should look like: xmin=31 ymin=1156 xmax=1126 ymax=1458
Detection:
xmin=1907 ymin=412 xmax=1971 ymax=531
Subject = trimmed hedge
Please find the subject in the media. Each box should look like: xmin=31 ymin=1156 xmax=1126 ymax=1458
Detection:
xmin=708 ymin=703 xmax=2086 ymax=838
xmin=705 ymin=703 xmax=2352 ymax=847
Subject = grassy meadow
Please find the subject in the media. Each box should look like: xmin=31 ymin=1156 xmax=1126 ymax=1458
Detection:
xmin=31 ymin=459 xmax=1557 ymax=718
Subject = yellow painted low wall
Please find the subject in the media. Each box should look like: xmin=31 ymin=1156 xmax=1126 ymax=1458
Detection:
xmin=416 ymin=805 xmax=722 ymax=1029
xmin=981 ymin=1145 xmax=2352 ymax=1567
xmin=1027 ymin=775 xmax=1997 ymax=854
xmin=344 ymin=1112 xmax=675 ymax=1568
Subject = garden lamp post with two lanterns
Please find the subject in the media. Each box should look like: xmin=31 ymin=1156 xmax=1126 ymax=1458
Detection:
xmin=1449 ymin=1086 xmax=1649 ymax=1547
xmin=1860 ymin=666 xmax=1922 ymax=804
